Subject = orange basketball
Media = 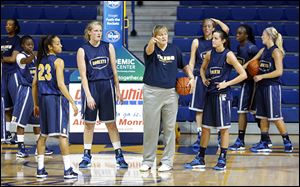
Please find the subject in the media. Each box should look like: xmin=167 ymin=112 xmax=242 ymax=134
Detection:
xmin=247 ymin=59 xmax=260 ymax=77
xmin=176 ymin=77 xmax=191 ymax=95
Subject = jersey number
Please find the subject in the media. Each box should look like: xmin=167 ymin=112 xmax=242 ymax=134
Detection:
xmin=38 ymin=64 xmax=52 ymax=81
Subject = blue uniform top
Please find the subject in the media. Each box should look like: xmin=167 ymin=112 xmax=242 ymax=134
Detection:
xmin=258 ymin=45 xmax=281 ymax=86
xmin=16 ymin=52 xmax=36 ymax=87
xmin=143 ymin=43 xmax=187 ymax=89
xmin=80 ymin=41 xmax=113 ymax=81
xmin=37 ymin=54 xmax=61 ymax=95
xmin=206 ymin=48 xmax=232 ymax=94
xmin=194 ymin=37 xmax=212 ymax=76
xmin=1 ymin=35 xmax=21 ymax=74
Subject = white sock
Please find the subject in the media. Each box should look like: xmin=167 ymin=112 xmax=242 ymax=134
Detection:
xmin=35 ymin=134 xmax=40 ymax=142
xmin=6 ymin=122 xmax=10 ymax=131
xmin=112 ymin=141 xmax=121 ymax=150
xmin=17 ymin=135 xmax=24 ymax=143
xmin=37 ymin=155 xmax=44 ymax=170
xmin=63 ymin=155 xmax=71 ymax=170
xmin=84 ymin=144 xmax=92 ymax=150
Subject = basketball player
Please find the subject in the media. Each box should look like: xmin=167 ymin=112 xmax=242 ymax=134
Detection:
xmin=189 ymin=18 xmax=229 ymax=151
xmin=32 ymin=35 xmax=78 ymax=179
xmin=245 ymin=27 xmax=293 ymax=153
xmin=184 ymin=30 xmax=247 ymax=170
xmin=12 ymin=35 xmax=53 ymax=158
xmin=229 ymin=24 xmax=272 ymax=151
xmin=1 ymin=18 xmax=21 ymax=143
xmin=140 ymin=25 xmax=195 ymax=172
xmin=77 ymin=21 xmax=128 ymax=168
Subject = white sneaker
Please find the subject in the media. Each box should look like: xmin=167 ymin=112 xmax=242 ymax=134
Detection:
xmin=158 ymin=164 xmax=172 ymax=172
xmin=139 ymin=164 xmax=151 ymax=172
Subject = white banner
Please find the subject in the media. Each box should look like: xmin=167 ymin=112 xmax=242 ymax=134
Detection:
xmin=69 ymin=83 xmax=144 ymax=132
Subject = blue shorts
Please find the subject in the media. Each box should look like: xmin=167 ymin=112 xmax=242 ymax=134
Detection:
xmin=189 ymin=76 xmax=207 ymax=112
xmin=39 ymin=95 xmax=69 ymax=137
xmin=11 ymin=85 xmax=39 ymax=128
xmin=203 ymin=93 xmax=232 ymax=129
xmin=82 ymin=79 xmax=116 ymax=123
xmin=238 ymin=80 xmax=256 ymax=114
xmin=255 ymin=85 xmax=283 ymax=121
xmin=1 ymin=97 xmax=6 ymax=141
xmin=2 ymin=72 xmax=19 ymax=110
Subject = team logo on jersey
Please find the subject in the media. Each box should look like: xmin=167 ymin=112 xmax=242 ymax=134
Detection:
xmin=237 ymin=56 xmax=245 ymax=65
xmin=1 ymin=45 xmax=12 ymax=52
xmin=29 ymin=67 xmax=36 ymax=78
xmin=105 ymin=1 xmax=121 ymax=8
xmin=90 ymin=56 xmax=109 ymax=70
xmin=209 ymin=67 xmax=222 ymax=80
xmin=157 ymin=54 xmax=175 ymax=65
xmin=106 ymin=30 xmax=120 ymax=43
xmin=259 ymin=60 xmax=272 ymax=73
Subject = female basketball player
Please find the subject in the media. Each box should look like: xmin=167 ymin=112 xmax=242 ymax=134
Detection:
xmin=189 ymin=18 xmax=229 ymax=150
xmin=229 ymin=25 xmax=272 ymax=151
xmin=12 ymin=35 xmax=53 ymax=158
xmin=77 ymin=21 xmax=128 ymax=169
xmin=1 ymin=18 xmax=21 ymax=143
xmin=246 ymin=27 xmax=293 ymax=153
xmin=32 ymin=35 xmax=78 ymax=179
xmin=184 ymin=30 xmax=247 ymax=170
xmin=140 ymin=25 xmax=195 ymax=172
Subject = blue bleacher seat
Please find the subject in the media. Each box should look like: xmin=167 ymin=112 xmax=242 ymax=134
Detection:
xmin=39 ymin=22 xmax=66 ymax=35
xmin=282 ymin=107 xmax=299 ymax=122
xmin=174 ymin=22 xmax=202 ymax=36
xmin=32 ymin=37 xmax=40 ymax=51
xmin=282 ymin=89 xmax=299 ymax=105
xmin=44 ymin=7 xmax=70 ymax=20
xmin=1 ymin=1 xmax=24 ymax=4
xmin=66 ymin=22 xmax=88 ymax=35
xmin=284 ymin=54 xmax=299 ymax=69
xmin=281 ymin=71 xmax=299 ymax=86
xmin=48 ymin=1 xmax=71 ymax=4
xmin=284 ymin=23 xmax=299 ymax=37
xmin=177 ymin=7 xmax=203 ymax=21
xmin=61 ymin=37 xmax=85 ymax=52
xmin=182 ymin=54 xmax=190 ymax=65
xmin=16 ymin=7 xmax=43 ymax=19
xmin=64 ymin=69 xmax=74 ymax=85
xmin=1 ymin=21 xmax=6 ymax=35
xmin=285 ymin=8 xmax=299 ymax=21
xmin=230 ymin=39 xmax=239 ymax=52
xmin=203 ymin=8 xmax=230 ymax=20
xmin=258 ymin=8 xmax=284 ymax=20
xmin=256 ymin=22 xmax=285 ymax=36
xmin=231 ymin=8 xmax=258 ymax=21
xmin=57 ymin=53 xmax=77 ymax=68
xmin=19 ymin=22 xmax=39 ymax=35
xmin=70 ymin=7 xmax=97 ymax=20
xmin=74 ymin=1 xmax=100 ymax=5
xmin=227 ymin=22 xmax=242 ymax=36
xmin=284 ymin=38 xmax=299 ymax=52
xmin=173 ymin=38 xmax=193 ymax=52
xmin=1 ymin=7 xmax=16 ymax=19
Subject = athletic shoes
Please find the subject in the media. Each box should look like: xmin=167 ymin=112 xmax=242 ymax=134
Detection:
xmin=79 ymin=154 xmax=92 ymax=168
xmin=17 ymin=148 xmax=29 ymax=158
xmin=35 ymin=147 xmax=54 ymax=156
xmin=252 ymin=138 xmax=273 ymax=148
xmin=283 ymin=140 xmax=293 ymax=153
xmin=229 ymin=138 xmax=245 ymax=151
xmin=36 ymin=168 xmax=48 ymax=178
xmin=9 ymin=133 xmax=18 ymax=144
xmin=115 ymin=148 xmax=128 ymax=168
xmin=184 ymin=156 xmax=205 ymax=169
xmin=213 ymin=158 xmax=226 ymax=171
xmin=64 ymin=167 xmax=78 ymax=179
xmin=250 ymin=141 xmax=272 ymax=153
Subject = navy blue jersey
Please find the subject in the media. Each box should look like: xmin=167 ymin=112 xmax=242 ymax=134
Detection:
xmin=80 ymin=41 xmax=113 ymax=81
xmin=194 ymin=37 xmax=212 ymax=76
xmin=143 ymin=43 xmax=187 ymax=89
xmin=237 ymin=41 xmax=258 ymax=65
xmin=258 ymin=45 xmax=281 ymax=86
xmin=37 ymin=54 xmax=61 ymax=95
xmin=16 ymin=52 xmax=36 ymax=87
xmin=1 ymin=35 xmax=21 ymax=74
xmin=206 ymin=48 xmax=232 ymax=94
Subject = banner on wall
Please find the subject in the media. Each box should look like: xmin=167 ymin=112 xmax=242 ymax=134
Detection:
xmin=69 ymin=83 xmax=144 ymax=133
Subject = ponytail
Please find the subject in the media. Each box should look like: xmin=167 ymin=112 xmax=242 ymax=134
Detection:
xmin=275 ymin=32 xmax=285 ymax=56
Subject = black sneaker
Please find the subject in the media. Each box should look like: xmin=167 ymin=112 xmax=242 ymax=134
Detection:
xmin=115 ymin=148 xmax=128 ymax=168
xmin=213 ymin=158 xmax=226 ymax=170
xmin=36 ymin=167 xmax=48 ymax=178
xmin=64 ymin=167 xmax=78 ymax=179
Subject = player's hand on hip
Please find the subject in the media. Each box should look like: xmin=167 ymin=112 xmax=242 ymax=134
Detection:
xmin=217 ymin=80 xmax=229 ymax=90
xmin=87 ymin=96 xmax=96 ymax=110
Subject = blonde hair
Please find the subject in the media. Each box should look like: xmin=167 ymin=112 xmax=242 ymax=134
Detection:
xmin=203 ymin=18 xmax=216 ymax=28
xmin=84 ymin=21 xmax=102 ymax=41
xmin=264 ymin=27 xmax=285 ymax=56
xmin=152 ymin=25 xmax=168 ymax=37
